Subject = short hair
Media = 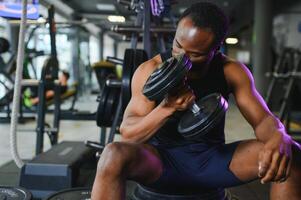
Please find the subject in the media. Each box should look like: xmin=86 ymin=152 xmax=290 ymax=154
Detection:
xmin=179 ymin=2 xmax=229 ymax=49
xmin=61 ymin=70 xmax=70 ymax=80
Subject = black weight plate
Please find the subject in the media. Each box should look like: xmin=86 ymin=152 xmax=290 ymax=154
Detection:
xmin=103 ymin=87 xmax=115 ymax=126
xmin=121 ymin=49 xmax=134 ymax=112
xmin=143 ymin=54 xmax=192 ymax=101
xmin=103 ymin=87 xmax=120 ymax=127
xmin=143 ymin=57 xmax=181 ymax=99
xmin=96 ymin=84 xmax=110 ymax=127
xmin=45 ymin=187 xmax=91 ymax=200
xmin=122 ymin=49 xmax=148 ymax=111
xmin=0 ymin=186 xmax=32 ymax=200
xmin=145 ymin=58 xmax=178 ymax=87
xmin=178 ymin=93 xmax=228 ymax=139
xmin=149 ymin=61 xmax=189 ymax=100
xmin=187 ymin=99 xmax=228 ymax=140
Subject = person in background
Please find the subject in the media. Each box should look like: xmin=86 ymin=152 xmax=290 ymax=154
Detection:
xmin=23 ymin=70 xmax=70 ymax=107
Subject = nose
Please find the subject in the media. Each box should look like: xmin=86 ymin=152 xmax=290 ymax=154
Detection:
xmin=175 ymin=50 xmax=190 ymax=58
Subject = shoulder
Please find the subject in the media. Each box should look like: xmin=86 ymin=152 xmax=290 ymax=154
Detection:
xmin=131 ymin=54 xmax=162 ymax=91
xmin=132 ymin=54 xmax=162 ymax=81
xmin=222 ymin=55 xmax=254 ymax=92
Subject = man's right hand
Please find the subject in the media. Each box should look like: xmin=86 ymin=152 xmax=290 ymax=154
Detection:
xmin=159 ymin=81 xmax=196 ymax=112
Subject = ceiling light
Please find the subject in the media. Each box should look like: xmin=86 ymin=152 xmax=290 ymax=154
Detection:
xmin=96 ymin=4 xmax=116 ymax=11
xmin=107 ymin=15 xmax=125 ymax=23
xmin=225 ymin=37 xmax=238 ymax=45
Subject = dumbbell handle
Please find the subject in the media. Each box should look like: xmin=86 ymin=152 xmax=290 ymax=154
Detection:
xmin=172 ymin=80 xmax=201 ymax=114
xmin=190 ymin=102 xmax=201 ymax=114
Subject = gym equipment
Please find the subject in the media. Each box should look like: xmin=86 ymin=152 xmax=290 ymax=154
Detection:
xmin=131 ymin=184 xmax=227 ymax=200
xmin=96 ymin=83 xmax=120 ymax=127
xmin=122 ymin=49 xmax=148 ymax=111
xmin=0 ymin=38 xmax=16 ymax=121
xmin=92 ymin=60 xmax=116 ymax=91
xmin=19 ymin=141 xmax=96 ymax=199
xmin=45 ymin=188 xmax=91 ymax=200
xmin=265 ymin=48 xmax=301 ymax=137
xmin=0 ymin=186 xmax=32 ymax=200
xmin=143 ymin=54 xmax=228 ymax=140
xmin=93 ymin=49 xmax=148 ymax=146
xmin=143 ymin=54 xmax=192 ymax=101
xmin=117 ymin=0 xmax=151 ymax=56
xmin=0 ymin=37 xmax=10 ymax=53
xmin=10 ymin=0 xmax=29 ymax=168
xmin=106 ymin=49 xmax=148 ymax=144
xmin=117 ymin=0 xmax=176 ymax=56
xmin=34 ymin=57 xmax=61 ymax=155
xmin=111 ymin=25 xmax=176 ymax=34
xmin=265 ymin=48 xmax=301 ymax=120
xmin=0 ymin=73 xmax=14 ymax=108
xmin=178 ymin=93 xmax=228 ymax=140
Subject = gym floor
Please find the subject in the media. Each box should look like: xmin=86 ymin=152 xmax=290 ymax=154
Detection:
xmin=0 ymin=95 xmax=271 ymax=199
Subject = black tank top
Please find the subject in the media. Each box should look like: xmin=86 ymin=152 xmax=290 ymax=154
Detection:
xmin=148 ymin=50 xmax=230 ymax=147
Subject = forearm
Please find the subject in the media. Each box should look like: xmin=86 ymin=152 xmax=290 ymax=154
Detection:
xmin=120 ymin=105 xmax=174 ymax=143
xmin=254 ymin=114 xmax=286 ymax=143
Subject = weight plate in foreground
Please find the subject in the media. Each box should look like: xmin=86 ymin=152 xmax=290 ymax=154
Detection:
xmin=178 ymin=93 xmax=228 ymax=140
xmin=45 ymin=187 xmax=91 ymax=200
xmin=0 ymin=186 xmax=32 ymax=200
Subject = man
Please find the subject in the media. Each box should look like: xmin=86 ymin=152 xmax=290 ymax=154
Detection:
xmin=92 ymin=2 xmax=301 ymax=199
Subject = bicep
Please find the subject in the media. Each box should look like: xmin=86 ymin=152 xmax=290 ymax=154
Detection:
xmin=229 ymin=64 xmax=271 ymax=128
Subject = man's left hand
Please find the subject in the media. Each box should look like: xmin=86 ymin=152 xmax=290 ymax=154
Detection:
xmin=258 ymin=131 xmax=293 ymax=184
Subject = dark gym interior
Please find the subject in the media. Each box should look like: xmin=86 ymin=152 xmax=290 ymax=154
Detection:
xmin=0 ymin=0 xmax=301 ymax=199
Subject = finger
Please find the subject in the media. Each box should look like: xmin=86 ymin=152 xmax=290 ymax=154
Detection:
xmin=176 ymin=97 xmax=184 ymax=105
xmin=261 ymin=152 xmax=281 ymax=184
xmin=258 ymin=151 xmax=263 ymax=177
xmin=274 ymin=155 xmax=288 ymax=182
xmin=282 ymin=156 xmax=292 ymax=182
xmin=258 ymin=150 xmax=272 ymax=178
xmin=178 ymin=98 xmax=192 ymax=110
xmin=178 ymin=90 xmax=194 ymax=103
xmin=187 ymin=95 xmax=196 ymax=106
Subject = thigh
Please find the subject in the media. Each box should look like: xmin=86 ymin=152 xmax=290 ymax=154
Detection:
xmin=146 ymin=142 xmax=245 ymax=190
xmin=229 ymin=139 xmax=264 ymax=182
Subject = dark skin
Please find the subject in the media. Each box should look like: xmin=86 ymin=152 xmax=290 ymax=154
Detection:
xmin=91 ymin=17 xmax=301 ymax=200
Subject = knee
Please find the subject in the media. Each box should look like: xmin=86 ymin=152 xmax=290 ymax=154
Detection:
xmin=96 ymin=142 xmax=133 ymax=177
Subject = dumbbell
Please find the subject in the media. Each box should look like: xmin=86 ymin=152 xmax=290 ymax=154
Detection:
xmin=143 ymin=54 xmax=228 ymax=140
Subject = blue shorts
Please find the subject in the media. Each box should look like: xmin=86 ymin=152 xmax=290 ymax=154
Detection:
xmin=145 ymin=141 xmax=244 ymax=194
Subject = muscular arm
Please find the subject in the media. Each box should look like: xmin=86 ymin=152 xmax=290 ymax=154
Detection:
xmin=224 ymin=61 xmax=285 ymax=142
xmin=225 ymin=61 xmax=299 ymax=183
xmin=119 ymin=56 xmax=175 ymax=143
